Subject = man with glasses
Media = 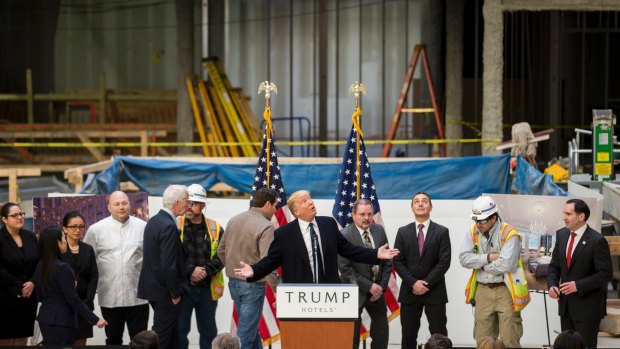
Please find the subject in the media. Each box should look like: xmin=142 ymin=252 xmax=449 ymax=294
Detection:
xmin=459 ymin=195 xmax=530 ymax=348
xmin=339 ymin=199 xmax=392 ymax=349
xmin=177 ymin=184 xmax=224 ymax=349
xmin=84 ymin=191 xmax=149 ymax=345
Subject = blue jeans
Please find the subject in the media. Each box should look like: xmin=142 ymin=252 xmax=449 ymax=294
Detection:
xmin=178 ymin=285 xmax=218 ymax=349
xmin=228 ymin=279 xmax=266 ymax=349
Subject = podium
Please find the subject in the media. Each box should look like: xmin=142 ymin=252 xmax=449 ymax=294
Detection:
xmin=276 ymin=284 xmax=359 ymax=349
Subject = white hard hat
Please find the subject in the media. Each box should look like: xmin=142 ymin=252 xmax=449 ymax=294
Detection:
xmin=187 ymin=184 xmax=208 ymax=203
xmin=470 ymin=195 xmax=498 ymax=221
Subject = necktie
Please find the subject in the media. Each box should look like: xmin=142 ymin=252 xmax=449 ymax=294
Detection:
xmin=309 ymin=223 xmax=325 ymax=283
xmin=566 ymin=231 xmax=577 ymax=267
xmin=417 ymin=224 xmax=425 ymax=256
xmin=363 ymin=231 xmax=379 ymax=281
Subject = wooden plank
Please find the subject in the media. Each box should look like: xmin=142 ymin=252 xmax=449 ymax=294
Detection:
xmin=606 ymin=236 xmax=620 ymax=256
xmin=64 ymin=159 xmax=113 ymax=179
xmin=0 ymin=123 xmax=176 ymax=131
xmin=0 ymin=164 xmax=74 ymax=172
xmin=0 ymin=168 xmax=42 ymax=177
xmin=26 ymin=69 xmax=33 ymax=124
xmin=0 ymin=130 xmax=167 ymax=138
xmin=0 ymin=168 xmax=41 ymax=202
xmin=76 ymin=134 xmax=106 ymax=162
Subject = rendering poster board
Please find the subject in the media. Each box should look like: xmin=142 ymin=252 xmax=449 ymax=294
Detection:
xmin=33 ymin=192 xmax=149 ymax=235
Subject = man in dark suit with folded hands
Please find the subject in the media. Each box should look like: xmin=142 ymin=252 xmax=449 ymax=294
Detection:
xmin=234 ymin=190 xmax=398 ymax=284
xmin=138 ymin=184 xmax=190 ymax=349
xmin=394 ymin=192 xmax=451 ymax=349
xmin=547 ymin=198 xmax=612 ymax=349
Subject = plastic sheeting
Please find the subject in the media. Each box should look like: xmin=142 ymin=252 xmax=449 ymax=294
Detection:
xmin=512 ymin=156 xmax=567 ymax=196
xmin=81 ymin=154 xmax=512 ymax=199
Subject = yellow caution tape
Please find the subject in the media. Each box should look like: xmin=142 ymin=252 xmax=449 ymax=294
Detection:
xmin=0 ymin=138 xmax=503 ymax=148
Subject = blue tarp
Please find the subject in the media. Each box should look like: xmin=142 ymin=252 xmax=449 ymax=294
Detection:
xmin=512 ymin=156 xmax=568 ymax=196
xmin=81 ymin=154 xmax=514 ymax=199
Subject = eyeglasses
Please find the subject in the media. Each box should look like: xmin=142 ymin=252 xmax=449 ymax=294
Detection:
xmin=8 ymin=212 xmax=26 ymax=219
xmin=473 ymin=218 xmax=490 ymax=225
xmin=66 ymin=225 xmax=86 ymax=230
xmin=188 ymin=201 xmax=201 ymax=207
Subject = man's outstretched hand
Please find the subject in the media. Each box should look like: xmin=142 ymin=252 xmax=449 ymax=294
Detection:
xmin=234 ymin=261 xmax=255 ymax=278
xmin=377 ymin=243 xmax=399 ymax=259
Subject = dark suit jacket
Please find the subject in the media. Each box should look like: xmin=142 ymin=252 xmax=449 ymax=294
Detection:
xmin=137 ymin=209 xmax=187 ymax=302
xmin=34 ymin=260 xmax=99 ymax=328
xmin=338 ymin=223 xmax=391 ymax=307
xmin=250 ymin=216 xmax=379 ymax=283
xmin=547 ymin=226 xmax=612 ymax=321
xmin=0 ymin=227 xmax=39 ymax=306
xmin=62 ymin=242 xmax=98 ymax=309
xmin=393 ymin=220 xmax=451 ymax=305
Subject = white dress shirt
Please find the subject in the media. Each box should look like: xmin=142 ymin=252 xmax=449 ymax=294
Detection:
xmin=83 ymin=215 xmax=148 ymax=307
xmin=415 ymin=219 xmax=430 ymax=244
xmin=298 ymin=218 xmax=324 ymax=280
xmin=567 ymin=224 xmax=588 ymax=259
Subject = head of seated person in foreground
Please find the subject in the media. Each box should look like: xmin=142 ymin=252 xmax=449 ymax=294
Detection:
xmin=424 ymin=333 xmax=452 ymax=349
xmin=212 ymin=333 xmax=241 ymax=349
xmin=129 ymin=330 xmax=159 ymax=349
xmin=553 ymin=330 xmax=585 ymax=349
xmin=476 ymin=336 xmax=506 ymax=349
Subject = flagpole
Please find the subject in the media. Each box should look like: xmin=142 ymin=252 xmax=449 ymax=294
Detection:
xmin=348 ymin=81 xmax=366 ymax=200
xmin=258 ymin=81 xmax=277 ymax=187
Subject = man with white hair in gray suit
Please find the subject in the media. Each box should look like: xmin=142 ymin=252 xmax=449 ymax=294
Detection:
xmin=138 ymin=185 xmax=189 ymax=349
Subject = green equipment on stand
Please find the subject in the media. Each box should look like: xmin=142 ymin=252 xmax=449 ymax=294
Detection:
xmin=592 ymin=109 xmax=616 ymax=181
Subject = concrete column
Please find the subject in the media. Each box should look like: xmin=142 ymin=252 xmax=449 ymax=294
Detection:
xmin=481 ymin=0 xmax=504 ymax=155
xmin=445 ymin=0 xmax=465 ymax=157
xmin=420 ymin=0 xmax=444 ymax=103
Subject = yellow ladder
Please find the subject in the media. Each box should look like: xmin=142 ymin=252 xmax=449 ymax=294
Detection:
xmin=204 ymin=58 xmax=257 ymax=156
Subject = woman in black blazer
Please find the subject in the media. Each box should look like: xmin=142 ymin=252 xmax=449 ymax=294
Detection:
xmin=34 ymin=226 xmax=107 ymax=345
xmin=0 ymin=202 xmax=39 ymax=346
xmin=61 ymin=211 xmax=99 ymax=346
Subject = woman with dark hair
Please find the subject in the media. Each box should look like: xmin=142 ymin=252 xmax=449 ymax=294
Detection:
xmin=34 ymin=226 xmax=107 ymax=345
xmin=0 ymin=202 xmax=39 ymax=346
xmin=61 ymin=211 xmax=99 ymax=346
xmin=553 ymin=330 xmax=586 ymax=349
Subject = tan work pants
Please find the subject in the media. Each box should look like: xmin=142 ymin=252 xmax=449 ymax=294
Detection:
xmin=473 ymin=283 xmax=523 ymax=348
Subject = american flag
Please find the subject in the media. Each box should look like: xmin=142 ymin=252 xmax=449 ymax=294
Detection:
xmin=331 ymin=125 xmax=401 ymax=342
xmin=231 ymin=127 xmax=289 ymax=346
xmin=250 ymin=130 xmax=289 ymax=227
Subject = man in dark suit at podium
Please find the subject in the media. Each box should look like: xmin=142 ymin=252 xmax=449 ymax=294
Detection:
xmin=547 ymin=198 xmax=612 ymax=349
xmin=234 ymin=190 xmax=399 ymax=284
xmin=393 ymin=192 xmax=451 ymax=349
xmin=338 ymin=199 xmax=391 ymax=349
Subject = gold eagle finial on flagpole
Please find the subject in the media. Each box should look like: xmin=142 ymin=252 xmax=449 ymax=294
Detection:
xmin=348 ymin=81 xmax=366 ymax=199
xmin=347 ymin=81 xmax=366 ymax=108
xmin=258 ymin=81 xmax=277 ymax=104
xmin=258 ymin=81 xmax=277 ymax=186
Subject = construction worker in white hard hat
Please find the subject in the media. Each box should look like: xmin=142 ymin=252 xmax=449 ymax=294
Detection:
xmin=177 ymin=184 xmax=225 ymax=349
xmin=459 ymin=195 xmax=530 ymax=348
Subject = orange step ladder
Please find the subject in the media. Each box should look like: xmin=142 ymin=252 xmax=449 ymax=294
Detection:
xmin=381 ymin=44 xmax=446 ymax=157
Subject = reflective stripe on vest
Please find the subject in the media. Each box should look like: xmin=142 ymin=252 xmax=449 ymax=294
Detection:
xmin=464 ymin=222 xmax=531 ymax=312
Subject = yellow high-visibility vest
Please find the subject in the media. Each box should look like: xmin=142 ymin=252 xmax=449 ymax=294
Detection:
xmin=464 ymin=222 xmax=530 ymax=312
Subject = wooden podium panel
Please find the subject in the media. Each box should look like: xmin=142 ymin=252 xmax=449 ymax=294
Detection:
xmin=280 ymin=320 xmax=354 ymax=349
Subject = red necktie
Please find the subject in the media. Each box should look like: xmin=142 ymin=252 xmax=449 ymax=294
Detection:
xmin=418 ymin=224 xmax=425 ymax=255
xmin=566 ymin=231 xmax=577 ymax=267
